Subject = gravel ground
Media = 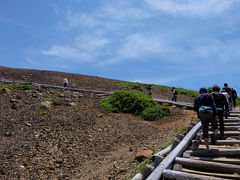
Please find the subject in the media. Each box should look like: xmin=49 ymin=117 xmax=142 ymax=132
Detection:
xmin=0 ymin=66 xmax=197 ymax=179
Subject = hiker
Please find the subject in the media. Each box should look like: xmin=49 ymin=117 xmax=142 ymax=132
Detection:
xmin=211 ymin=85 xmax=229 ymax=139
xmin=222 ymin=83 xmax=232 ymax=110
xmin=171 ymin=87 xmax=178 ymax=102
xmin=231 ymin=88 xmax=237 ymax=108
xmin=63 ymin=78 xmax=68 ymax=88
xmin=2 ymin=72 xmax=5 ymax=80
xmin=147 ymin=85 xmax=152 ymax=97
xmin=193 ymin=87 xmax=218 ymax=150
xmin=221 ymin=89 xmax=230 ymax=118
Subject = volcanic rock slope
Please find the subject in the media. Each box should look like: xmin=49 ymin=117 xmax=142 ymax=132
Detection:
xmin=0 ymin=66 xmax=196 ymax=179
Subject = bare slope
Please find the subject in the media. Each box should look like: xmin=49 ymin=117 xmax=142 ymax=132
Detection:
xmin=0 ymin=66 xmax=196 ymax=179
xmin=0 ymin=66 xmax=194 ymax=102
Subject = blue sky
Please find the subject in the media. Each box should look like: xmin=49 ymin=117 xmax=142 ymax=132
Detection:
xmin=1 ymin=0 xmax=240 ymax=92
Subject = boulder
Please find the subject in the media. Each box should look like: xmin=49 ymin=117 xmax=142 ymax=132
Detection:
xmin=135 ymin=150 xmax=152 ymax=162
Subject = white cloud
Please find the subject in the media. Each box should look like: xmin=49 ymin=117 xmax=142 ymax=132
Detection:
xmin=41 ymin=46 xmax=93 ymax=61
xmin=75 ymin=35 xmax=109 ymax=49
xmin=41 ymin=35 xmax=110 ymax=62
xmin=144 ymin=0 xmax=237 ymax=17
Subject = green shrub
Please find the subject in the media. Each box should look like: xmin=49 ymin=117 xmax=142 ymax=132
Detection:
xmin=236 ymin=97 xmax=240 ymax=107
xmin=140 ymin=105 xmax=171 ymax=121
xmin=100 ymin=90 xmax=171 ymax=121
xmin=207 ymin=87 xmax=213 ymax=93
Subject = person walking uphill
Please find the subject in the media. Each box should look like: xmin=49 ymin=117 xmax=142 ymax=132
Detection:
xmin=211 ymin=85 xmax=229 ymax=139
xmin=231 ymin=88 xmax=238 ymax=108
xmin=63 ymin=78 xmax=68 ymax=88
xmin=171 ymin=87 xmax=178 ymax=102
xmin=222 ymin=83 xmax=232 ymax=110
xmin=147 ymin=85 xmax=152 ymax=97
xmin=193 ymin=87 xmax=218 ymax=150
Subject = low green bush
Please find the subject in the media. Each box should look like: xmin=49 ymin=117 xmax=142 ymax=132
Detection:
xmin=100 ymin=90 xmax=171 ymax=121
xmin=236 ymin=97 xmax=240 ymax=107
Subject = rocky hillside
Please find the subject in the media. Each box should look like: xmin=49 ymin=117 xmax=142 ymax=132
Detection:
xmin=0 ymin=66 xmax=197 ymax=179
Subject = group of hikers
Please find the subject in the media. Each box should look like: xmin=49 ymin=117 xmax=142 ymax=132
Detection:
xmin=193 ymin=83 xmax=238 ymax=150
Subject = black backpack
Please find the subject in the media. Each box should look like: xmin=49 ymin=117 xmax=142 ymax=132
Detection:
xmin=211 ymin=92 xmax=226 ymax=108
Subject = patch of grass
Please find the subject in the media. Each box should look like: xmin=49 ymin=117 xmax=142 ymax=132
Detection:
xmin=176 ymin=88 xmax=199 ymax=97
xmin=152 ymin=84 xmax=171 ymax=92
xmin=178 ymin=126 xmax=187 ymax=133
xmin=160 ymin=138 xmax=174 ymax=149
xmin=100 ymin=90 xmax=171 ymax=121
xmin=151 ymin=148 xmax=158 ymax=154
xmin=0 ymin=84 xmax=18 ymax=93
xmin=50 ymin=90 xmax=59 ymax=95
xmin=115 ymin=81 xmax=134 ymax=88
xmin=40 ymin=111 xmax=47 ymax=115
xmin=20 ymin=84 xmax=32 ymax=90
xmin=13 ymin=120 xmax=19 ymax=124
xmin=64 ymin=127 xmax=72 ymax=131
xmin=0 ymin=83 xmax=33 ymax=93
xmin=44 ymin=94 xmax=53 ymax=101
xmin=123 ymin=157 xmax=152 ymax=180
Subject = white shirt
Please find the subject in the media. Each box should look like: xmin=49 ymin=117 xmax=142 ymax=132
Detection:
xmin=63 ymin=78 xmax=68 ymax=84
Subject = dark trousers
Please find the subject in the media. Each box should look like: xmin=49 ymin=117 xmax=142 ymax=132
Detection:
xmin=172 ymin=95 xmax=177 ymax=102
xmin=200 ymin=117 xmax=218 ymax=138
xmin=233 ymin=98 xmax=236 ymax=108
xmin=218 ymin=111 xmax=224 ymax=136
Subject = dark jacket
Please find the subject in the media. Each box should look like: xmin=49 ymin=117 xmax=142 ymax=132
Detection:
xmin=211 ymin=92 xmax=229 ymax=112
xmin=232 ymin=89 xmax=237 ymax=99
xmin=222 ymin=86 xmax=231 ymax=95
xmin=194 ymin=93 xmax=217 ymax=117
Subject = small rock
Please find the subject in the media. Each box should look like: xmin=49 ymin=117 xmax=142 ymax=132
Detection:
xmin=98 ymin=114 xmax=103 ymax=117
xmin=68 ymin=102 xmax=76 ymax=106
xmin=32 ymin=94 xmax=38 ymax=98
xmin=5 ymin=132 xmax=12 ymax=137
xmin=65 ymin=98 xmax=71 ymax=102
xmin=25 ymin=122 xmax=32 ymax=127
xmin=10 ymin=99 xmax=17 ymax=103
xmin=59 ymin=93 xmax=65 ymax=97
xmin=135 ymin=150 xmax=152 ymax=162
xmin=4 ymin=88 xmax=11 ymax=94
xmin=41 ymin=101 xmax=51 ymax=109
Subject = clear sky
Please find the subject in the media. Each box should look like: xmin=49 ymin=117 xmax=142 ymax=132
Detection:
xmin=1 ymin=0 xmax=240 ymax=92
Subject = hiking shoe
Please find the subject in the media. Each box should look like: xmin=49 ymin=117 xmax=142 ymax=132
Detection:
xmin=210 ymin=134 xmax=216 ymax=145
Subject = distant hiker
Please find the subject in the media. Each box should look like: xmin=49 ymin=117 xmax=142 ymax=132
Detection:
xmin=222 ymin=83 xmax=232 ymax=110
xmin=221 ymin=89 xmax=230 ymax=118
xmin=147 ymin=85 xmax=152 ymax=97
xmin=1 ymin=72 xmax=5 ymax=80
xmin=231 ymin=88 xmax=237 ymax=108
xmin=63 ymin=78 xmax=68 ymax=88
xmin=211 ymin=85 xmax=229 ymax=139
xmin=193 ymin=87 xmax=218 ymax=150
xmin=171 ymin=87 xmax=178 ymax=102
